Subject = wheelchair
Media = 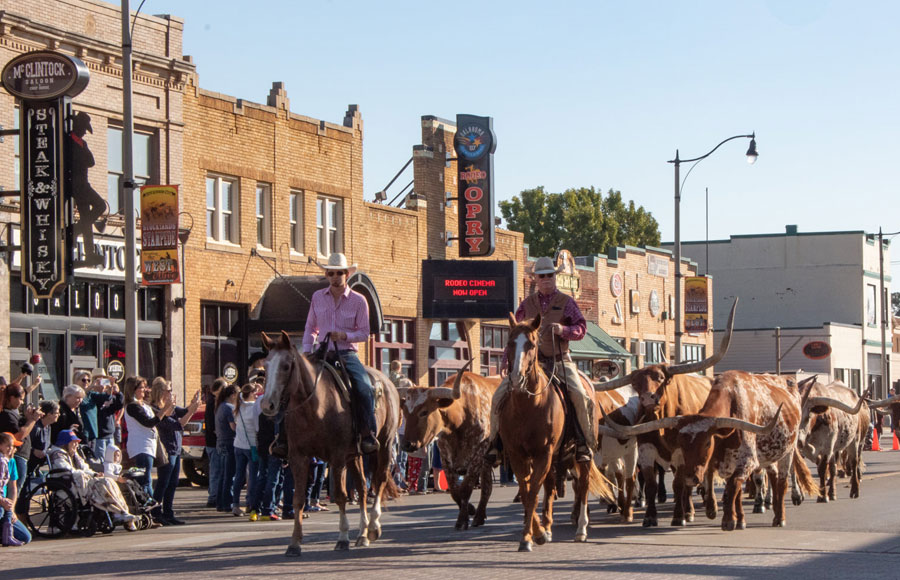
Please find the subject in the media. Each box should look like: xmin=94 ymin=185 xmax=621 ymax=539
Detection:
xmin=22 ymin=446 xmax=148 ymax=538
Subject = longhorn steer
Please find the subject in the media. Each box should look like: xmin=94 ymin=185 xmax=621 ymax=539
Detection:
xmin=867 ymin=394 xmax=900 ymax=450
xmin=798 ymin=380 xmax=870 ymax=502
xmin=399 ymin=369 xmax=501 ymax=530
xmin=594 ymin=299 xmax=738 ymax=527
xmin=607 ymin=371 xmax=819 ymax=531
xmin=593 ymin=384 xmax=641 ymax=523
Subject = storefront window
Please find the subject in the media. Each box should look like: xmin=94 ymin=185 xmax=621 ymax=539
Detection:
xmin=37 ymin=333 xmax=65 ymax=401
xmin=71 ymin=334 xmax=98 ymax=357
xmin=375 ymin=317 xmax=415 ymax=380
xmin=481 ymin=325 xmax=509 ymax=376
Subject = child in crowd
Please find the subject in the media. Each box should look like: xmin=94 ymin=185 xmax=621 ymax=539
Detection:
xmin=1 ymin=432 xmax=24 ymax=547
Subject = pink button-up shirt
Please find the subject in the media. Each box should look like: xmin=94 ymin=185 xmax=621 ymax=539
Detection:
xmin=302 ymin=285 xmax=370 ymax=353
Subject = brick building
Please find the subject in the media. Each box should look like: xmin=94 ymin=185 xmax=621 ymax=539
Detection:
xmin=1 ymin=0 xmax=713 ymax=403
xmin=1 ymin=0 xmax=192 ymax=398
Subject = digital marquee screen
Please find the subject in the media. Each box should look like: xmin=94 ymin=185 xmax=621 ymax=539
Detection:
xmin=422 ymin=259 xmax=517 ymax=319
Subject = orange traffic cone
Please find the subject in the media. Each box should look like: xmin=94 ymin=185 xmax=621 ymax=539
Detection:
xmin=892 ymin=432 xmax=899 ymax=451
xmin=437 ymin=469 xmax=449 ymax=491
xmin=872 ymin=432 xmax=882 ymax=451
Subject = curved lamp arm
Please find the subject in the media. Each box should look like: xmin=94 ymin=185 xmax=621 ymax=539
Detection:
xmin=668 ymin=133 xmax=757 ymax=165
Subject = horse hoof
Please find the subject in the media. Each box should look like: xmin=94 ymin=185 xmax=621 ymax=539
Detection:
xmin=285 ymin=545 xmax=302 ymax=557
xmin=706 ymin=507 xmax=717 ymax=520
xmin=535 ymin=534 xmax=547 ymax=546
xmin=828 ymin=494 xmax=836 ymax=502
xmin=737 ymin=521 xmax=746 ymax=530
xmin=671 ymin=518 xmax=685 ymax=527
xmin=657 ymin=492 xmax=667 ymax=504
xmin=334 ymin=540 xmax=350 ymax=551
xmin=467 ymin=504 xmax=477 ymax=516
xmin=792 ymin=495 xmax=803 ymax=506
xmin=574 ymin=533 xmax=587 ymax=543
xmin=773 ymin=520 xmax=786 ymax=528
xmin=518 ymin=541 xmax=533 ymax=552
xmin=367 ymin=527 xmax=381 ymax=542
xmin=817 ymin=496 xmax=828 ymax=504
xmin=752 ymin=505 xmax=765 ymax=514
xmin=544 ymin=531 xmax=552 ymax=543
xmin=513 ymin=493 xmax=521 ymax=503
xmin=643 ymin=517 xmax=658 ymax=528
xmin=850 ymin=491 xmax=859 ymax=499
xmin=472 ymin=515 xmax=485 ymax=527
xmin=686 ymin=514 xmax=695 ymax=523
xmin=722 ymin=520 xmax=736 ymax=532
xmin=355 ymin=536 xmax=370 ymax=547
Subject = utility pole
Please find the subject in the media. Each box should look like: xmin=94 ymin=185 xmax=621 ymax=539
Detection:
xmin=879 ymin=228 xmax=888 ymax=399
xmin=122 ymin=0 xmax=139 ymax=375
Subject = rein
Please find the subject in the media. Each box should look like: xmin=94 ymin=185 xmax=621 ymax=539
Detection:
xmin=278 ymin=350 xmax=318 ymax=418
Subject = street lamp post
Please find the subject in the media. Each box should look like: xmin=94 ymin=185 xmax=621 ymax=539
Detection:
xmin=668 ymin=133 xmax=758 ymax=362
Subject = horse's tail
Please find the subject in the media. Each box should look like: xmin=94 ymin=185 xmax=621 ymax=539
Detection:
xmin=792 ymin=449 xmax=819 ymax=497
xmin=381 ymin=475 xmax=400 ymax=501
xmin=588 ymin=460 xmax=618 ymax=504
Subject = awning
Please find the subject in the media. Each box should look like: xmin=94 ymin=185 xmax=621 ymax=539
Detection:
xmin=570 ymin=321 xmax=632 ymax=360
xmin=248 ymin=272 xmax=384 ymax=336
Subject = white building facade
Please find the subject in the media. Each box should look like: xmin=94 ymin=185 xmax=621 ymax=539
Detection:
xmin=668 ymin=226 xmax=895 ymax=398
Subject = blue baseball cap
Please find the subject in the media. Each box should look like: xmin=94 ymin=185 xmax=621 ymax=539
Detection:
xmin=55 ymin=429 xmax=81 ymax=447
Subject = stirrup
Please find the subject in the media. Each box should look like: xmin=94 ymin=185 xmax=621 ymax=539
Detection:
xmin=575 ymin=444 xmax=593 ymax=464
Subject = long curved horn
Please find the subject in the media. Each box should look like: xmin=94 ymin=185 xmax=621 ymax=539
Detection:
xmin=593 ymin=370 xmax=634 ymax=392
xmin=666 ymin=298 xmax=738 ymax=376
xmin=806 ymin=395 xmax=867 ymax=415
xmin=866 ymin=394 xmax=900 ymax=408
xmin=451 ymin=359 xmax=473 ymax=399
xmin=799 ymin=375 xmax=819 ymax=410
xmin=713 ymin=403 xmax=783 ymax=434
xmin=428 ymin=387 xmax=456 ymax=400
xmin=600 ymin=406 xmax=681 ymax=436
xmin=597 ymin=424 xmax=624 ymax=439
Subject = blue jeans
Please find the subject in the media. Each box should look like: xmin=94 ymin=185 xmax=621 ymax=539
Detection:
xmin=258 ymin=453 xmax=282 ymax=515
xmin=153 ymin=454 xmax=182 ymax=518
xmin=94 ymin=437 xmax=115 ymax=463
xmin=216 ymin=445 xmax=236 ymax=511
xmin=281 ymin=465 xmax=295 ymax=515
xmin=392 ymin=437 xmax=408 ymax=489
xmin=0 ymin=507 xmax=31 ymax=544
xmin=305 ymin=461 xmax=326 ymax=508
xmin=339 ymin=351 xmax=377 ymax=435
xmin=132 ymin=453 xmax=155 ymax=497
xmin=232 ymin=447 xmax=260 ymax=510
xmin=206 ymin=446 xmax=223 ymax=504
xmin=13 ymin=456 xmax=27 ymax=513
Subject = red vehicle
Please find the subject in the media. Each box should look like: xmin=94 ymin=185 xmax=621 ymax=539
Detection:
xmin=181 ymin=405 xmax=208 ymax=486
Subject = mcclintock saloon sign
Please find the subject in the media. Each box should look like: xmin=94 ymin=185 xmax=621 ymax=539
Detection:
xmin=1 ymin=51 xmax=90 ymax=298
xmin=454 ymin=114 xmax=496 ymax=257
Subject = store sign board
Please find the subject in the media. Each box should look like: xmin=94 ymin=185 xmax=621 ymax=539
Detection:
xmin=422 ymin=259 xmax=517 ymax=319
xmin=684 ymin=276 xmax=709 ymax=333
xmin=803 ymin=341 xmax=832 ymax=360
xmin=1 ymin=50 xmax=89 ymax=100
xmin=140 ymin=185 xmax=180 ymax=285
xmin=455 ymin=114 xmax=496 ymax=257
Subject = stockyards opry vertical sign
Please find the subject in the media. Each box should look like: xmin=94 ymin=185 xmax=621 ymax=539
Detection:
xmin=140 ymin=185 xmax=180 ymax=284
xmin=1 ymin=50 xmax=90 ymax=299
xmin=454 ymin=114 xmax=496 ymax=257
xmin=684 ymin=276 xmax=709 ymax=333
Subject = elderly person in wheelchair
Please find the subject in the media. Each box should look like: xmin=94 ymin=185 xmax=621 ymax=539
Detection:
xmin=47 ymin=430 xmax=137 ymax=530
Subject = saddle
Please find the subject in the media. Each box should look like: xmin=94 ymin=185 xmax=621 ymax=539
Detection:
xmin=311 ymin=337 xmax=383 ymax=450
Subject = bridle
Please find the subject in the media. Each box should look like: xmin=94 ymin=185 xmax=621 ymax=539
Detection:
xmin=271 ymin=347 xmax=316 ymax=417
xmin=507 ymin=325 xmax=551 ymax=397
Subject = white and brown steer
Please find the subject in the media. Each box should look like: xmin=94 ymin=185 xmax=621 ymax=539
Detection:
xmin=798 ymin=379 xmax=869 ymax=502
xmin=606 ymin=370 xmax=819 ymax=531
xmin=399 ymin=368 xmax=501 ymax=530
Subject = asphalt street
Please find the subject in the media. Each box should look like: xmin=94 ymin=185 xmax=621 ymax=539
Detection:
xmin=5 ymin=442 xmax=900 ymax=580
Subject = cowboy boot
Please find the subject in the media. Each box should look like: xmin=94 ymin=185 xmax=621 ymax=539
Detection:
xmin=484 ymin=436 xmax=503 ymax=468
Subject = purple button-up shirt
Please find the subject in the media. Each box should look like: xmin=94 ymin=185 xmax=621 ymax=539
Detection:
xmin=303 ymin=285 xmax=370 ymax=353
xmin=514 ymin=289 xmax=586 ymax=342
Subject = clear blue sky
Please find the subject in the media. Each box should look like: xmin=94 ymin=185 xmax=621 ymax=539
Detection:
xmin=148 ymin=0 xmax=900 ymax=284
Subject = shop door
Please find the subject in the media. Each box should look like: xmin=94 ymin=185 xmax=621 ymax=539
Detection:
xmin=36 ymin=332 xmax=66 ymax=401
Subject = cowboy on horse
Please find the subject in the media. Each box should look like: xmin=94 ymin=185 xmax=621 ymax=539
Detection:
xmin=302 ymin=253 xmax=379 ymax=454
xmin=486 ymin=255 xmax=597 ymax=465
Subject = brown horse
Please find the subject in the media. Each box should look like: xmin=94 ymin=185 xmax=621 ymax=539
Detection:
xmin=499 ymin=313 xmax=615 ymax=551
xmin=259 ymin=331 xmax=400 ymax=556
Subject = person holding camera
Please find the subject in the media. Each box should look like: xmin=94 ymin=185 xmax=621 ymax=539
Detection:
xmin=0 ymin=379 xmax=43 ymax=513
xmin=86 ymin=373 xmax=124 ymax=461
xmin=150 ymin=377 xmax=200 ymax=525
xmin=124 ymin=376 xmax=175 ymax=496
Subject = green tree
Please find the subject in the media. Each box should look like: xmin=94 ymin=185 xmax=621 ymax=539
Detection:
xmin=892 ymin=292 xmax=900 ymax=315
xmin=499 ymin=186 xmax=660 ymax=258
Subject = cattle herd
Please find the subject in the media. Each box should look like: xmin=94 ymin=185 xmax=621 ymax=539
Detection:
xmin=265 ymin=302 xmax=898 ymax=557
xmin=396 ymin=299 xmax=894 ymax=551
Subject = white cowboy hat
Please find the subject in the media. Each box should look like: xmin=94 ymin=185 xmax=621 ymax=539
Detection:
xmin=532 ymin=256 xmax=562 ymax=275
xmin=318 ymin=253 xmax=357 ymax=276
